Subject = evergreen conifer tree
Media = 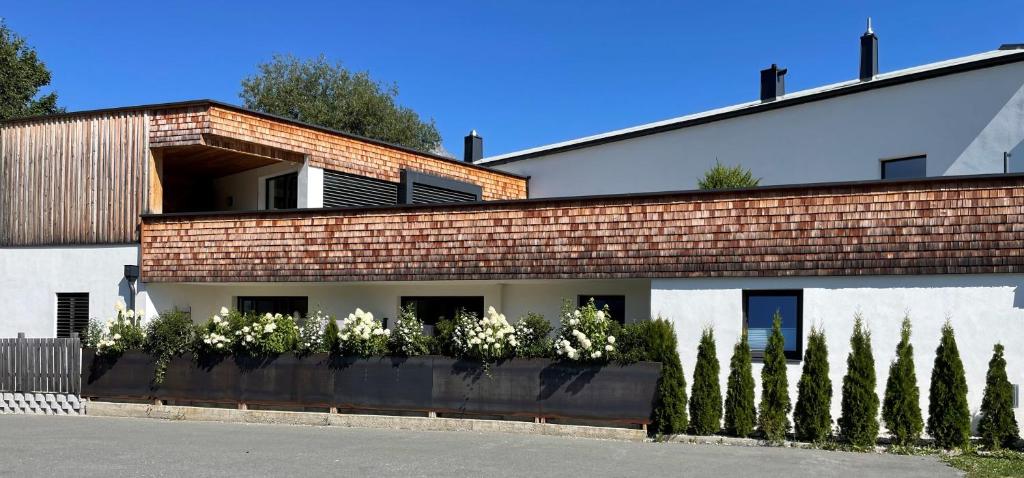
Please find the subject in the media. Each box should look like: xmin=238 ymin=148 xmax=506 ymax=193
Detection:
xmin=644 ymin=318 xmax=689 ymax=435
xmin=324 ymin=318 xmax=340 ymax=353
xmin=724 ymin=333 xmax=757 ymax=437
xmin=882 ymin=316 xmax=923 ymax=447
xmin=839 ymin=315 xmax=879 ymax=447
xmin=928 ymin=321 xmax=971 ymax=449
xmin=794 ymin=326 xmax=832 ymax=443
xmin=978 ymin=343 xmax=1019 ymax=450
xmin=689 ymin=327 xmax=722 ymax=435
xmin=758 ymin=312 xmax=791 ymax=442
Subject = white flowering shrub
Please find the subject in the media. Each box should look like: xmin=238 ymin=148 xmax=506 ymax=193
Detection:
xmin=234 ymin=312 xmax=299 ymax=355
xmin=298 ymin=310 xmax=333 ymax=354
xmin=197 ymin=307 xmax=236 ymax=355
xmin=452 ymin=307 xmax=517 ymax=362
xmin=338 ymin=308 xmax=390 ymax=356
xmin=388 ymin=306 xmax=429 ymax=356
xmin=88 ymin=300 xmax=146 ymax=355
xmin=553 ymin=298 xmax=616 ymax=361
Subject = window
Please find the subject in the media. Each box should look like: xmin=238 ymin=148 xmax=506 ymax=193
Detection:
xmin=56 ymin=293 xmax=89 ymax=338
xmin=237 ymin=296 xmax=308 ymax=318
xmin=399 ymin=170 xmax=482 ymax=204
xmin=743 ymin=290 xmax=803 ymax=361
xmin=400 ymin=296 xmax=484 ymax=325
xmin=881 ymin=156 xmax=926 ymax=180
xmin=577 ymin=295 xmax=626 ymax=325
xmin=265 ymin=172 xmax=299 ymax=210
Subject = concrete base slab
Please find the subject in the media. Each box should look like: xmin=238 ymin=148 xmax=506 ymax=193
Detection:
xmin=86 ymin=401 xmax=647 ymax=442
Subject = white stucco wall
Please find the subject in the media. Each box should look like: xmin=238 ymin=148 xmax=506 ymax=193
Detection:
xmin=651 ymin=274 xmax=1024 ymax=431
xmin=138 ymin=279 xmax=650 ymax=328
xmin=0 ymin=245 xmax=140 ymax=337
xmin=491 ymin=61 xmax=1024 ymax=197
xmin=212 ymin=161 xmax=301 ymax=211
xmin=299 ymin=164 xmax=324 ymax=209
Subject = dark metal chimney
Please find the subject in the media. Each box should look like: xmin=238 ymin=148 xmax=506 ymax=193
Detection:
xmin=463 ymin=130 xmax=483 ymax=163
xmin=760 ymin=64 xmax=787 ymax=102
xmin=860 ymin=18 xmax=879 ymax=81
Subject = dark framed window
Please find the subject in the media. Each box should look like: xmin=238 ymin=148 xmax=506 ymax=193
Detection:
xmin=265 ymin=172 xmax=299 ymax=210
xmin=399 ymin=170 xmax=482 ymax=205
xmin=237 ymin=296 xmax=308 ymax=318
xmin=56 ymin=293 xmax=89 ymax=338
xmin=400 ymin=296 xmax=484 ymax=326
xmin=743 ymin=290 xmax=803 ymax=361
xmin=881 ymin=155 xmax=926 ymax=180
xmin=578 ymin=295 xmax=626 ymax=324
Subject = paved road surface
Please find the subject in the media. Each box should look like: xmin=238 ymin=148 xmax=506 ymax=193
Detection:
xmin=0 ymin=416 xmax=957 ymax=477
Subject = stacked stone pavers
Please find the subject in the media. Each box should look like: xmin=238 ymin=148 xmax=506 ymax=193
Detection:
xmin=0 ymin=392 xmax=83 ymax=415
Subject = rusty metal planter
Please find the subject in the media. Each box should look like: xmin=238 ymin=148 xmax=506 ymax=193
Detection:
xmin=82 ymin=350 xmax=661 ymax=424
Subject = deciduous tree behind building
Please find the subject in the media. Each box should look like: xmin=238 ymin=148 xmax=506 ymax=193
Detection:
xmin=0 ymin=21 xmax=63 ymax=121
xmin=240 ymin=54 xmax=443 ymax=153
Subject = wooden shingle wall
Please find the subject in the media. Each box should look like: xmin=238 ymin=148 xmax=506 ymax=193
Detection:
xmin=140 ymin=176 xmax=1024 ymax=282
xmin=0 ymin=111 xmax=150 ymax=246
xmin=148 ymin=105 xmax=527 ymax=200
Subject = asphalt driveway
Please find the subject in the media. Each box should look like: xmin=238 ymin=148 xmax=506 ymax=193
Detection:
xmin=0 ymin=415 xmax=958 ymax=477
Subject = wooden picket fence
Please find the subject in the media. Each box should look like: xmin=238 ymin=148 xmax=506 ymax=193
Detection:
xmin=0 ymin=333 xmax=81 ymax=394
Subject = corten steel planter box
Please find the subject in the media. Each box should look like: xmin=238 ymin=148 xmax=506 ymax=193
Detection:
xmin=82 ymin=350 xmax=661 ymax=424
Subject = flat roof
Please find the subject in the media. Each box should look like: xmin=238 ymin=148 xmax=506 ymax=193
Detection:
xmin=479 ymin=47 xmax=1024 ymax=166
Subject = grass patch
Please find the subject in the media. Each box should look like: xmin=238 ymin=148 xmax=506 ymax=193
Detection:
xmin=942 ymin=450 xmax=1024 ymax=477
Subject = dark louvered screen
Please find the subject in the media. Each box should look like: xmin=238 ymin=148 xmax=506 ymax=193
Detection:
xmin=410 ymin=182 xmax=479 ymax=204
xmin=323 ymin=170 xmax=399 ymax=208
xmin=56 ymin=293 xmax=89 ymax=338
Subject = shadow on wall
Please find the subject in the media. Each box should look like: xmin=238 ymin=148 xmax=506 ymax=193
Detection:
xmin=117 ymin=278 xmax=132 ymax=312
xmin=1014 ymin=286 xmax=1024 ymax=310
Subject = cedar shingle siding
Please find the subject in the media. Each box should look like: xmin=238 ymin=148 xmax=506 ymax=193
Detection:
xmin=140 ymin=176 xmax=1024 ymax=283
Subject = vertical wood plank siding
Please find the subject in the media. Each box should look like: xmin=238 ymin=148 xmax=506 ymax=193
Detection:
xmin=0 ymin=111 xmax=150 ymax=246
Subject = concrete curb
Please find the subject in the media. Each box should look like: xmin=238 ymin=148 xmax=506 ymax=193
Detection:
xmin=85 ymin=401 xmax=648 ymax=442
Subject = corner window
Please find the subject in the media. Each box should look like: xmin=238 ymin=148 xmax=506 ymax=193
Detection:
xmin=881 ymin=156 xmax=926 ymax=180
xmin=743 ymin=290 xmax=802 ymax=361
xmin=265 ymin=172 xmax=298 ymax=210
xmin=578 ymin=295 xmax=626 ymax=324
xmin=400 ymin=296 xmax=484 ymax=326
xmin=56 ymin=293 xmax=89 ymax=338
xmin=238 ymin=296 xmax=308 ymax=318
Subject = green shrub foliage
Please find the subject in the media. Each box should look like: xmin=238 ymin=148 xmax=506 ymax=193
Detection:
xmin=928 ymin=321 xmax=971 ymax=449
xmin=723 ymin=333 xmax=757 ymax=437
xmin=144 ymin=309 xmax=195 ymax=384
xmin=513 ymin=313 xmax=553 ymax=358
xmin=697 ymin=161 xmax=760 ymax=190
xmin=794 ymin=326 xmax=832 ymax=443
xmin=323 ymin=317 xmax=340 ymax=353
xmin=978 ymin=343 xmax=1020 ymax=450
xmin=689 ymin=327 xmax=722 ymax=435
xmin=626 ymin=319 xmax=688 ymax=435
xmin=882 ymin=317 xmax=923 ymax=447
xmin=839 ymin=315 xmax=879 ymax=447
xmin=758 ymin=312 xmax=791 ymax=442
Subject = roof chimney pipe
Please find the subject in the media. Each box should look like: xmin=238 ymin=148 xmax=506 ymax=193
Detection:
xmin=463 ymin=130 xmax=483 ymax=163
xmin=760 ymin=64 xmax=787 ymax=102
xmin=860 ymin=18 xmax=879 ymax=81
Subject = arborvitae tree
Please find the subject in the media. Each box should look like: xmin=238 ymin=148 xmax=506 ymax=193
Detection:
xmin=927 ymin=321 xmax=971 ymax=449
xmin=689 ymin=327 xmax=722 ymax=435
xmin=644 ymin=318 xmax=689 ymax=435
xmin=758 ymin=312 xmax=791 ymax=442
xmin=882 ymin=316 xmax=923 ymax=447
xmin=324 ymin=318 xmax=340 ymax=353
xmin=978 ymin=343 xmax=1019 ymax=450
xmin=839 ymin=315 xmax=879 ymax=447
xmin=794 ymin=326 xmax=832 ymax=443
xmin=724 ymin=333 xmax=757 ymax=437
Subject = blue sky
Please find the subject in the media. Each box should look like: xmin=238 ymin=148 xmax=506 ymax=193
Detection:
xmin=4 ymin=1 xmax=1022 ymax=156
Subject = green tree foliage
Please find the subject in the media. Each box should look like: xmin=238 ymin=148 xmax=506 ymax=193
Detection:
xmin=0 ymin=21 xmax=62 ymax=120
xmin=839 ymin=315 xmax=879 ymax=447
xmin=928 ymin=321 xmax=971 ymax=449
xmin=623 ymin=319 xmax=688 ymax=435
xmin=689 ymin=327 xmax=722 ymax=435
xmin=144 ymin=309 xmax=194 ymax=384
xmin=882 ymin=317 xmax=923 ymax=447
xmin=697 ymin=161 xmax=760 ymax=190
xmin=794 ymin=326 xmax=832 ymax=443
xmin=323 ymin=317 xmax=340 ymax=353
xmin=758 ymin=312 xmax=791 ymax=442
xmin=978 ymin=343 xmax=1020 ymax=450
xmin=240 ymin=54 xmax=442 ymax=152
xmin=724 ymin=333 xmax=757 ymax=437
